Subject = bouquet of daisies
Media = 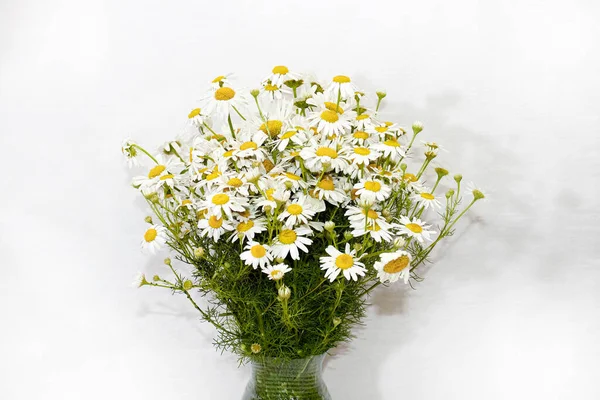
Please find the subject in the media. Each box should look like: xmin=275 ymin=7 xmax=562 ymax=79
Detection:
xmin=122 ymin=67 xmax=485 ymax=360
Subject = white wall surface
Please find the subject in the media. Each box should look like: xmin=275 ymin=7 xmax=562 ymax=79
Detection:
xmin=1 ymin=0 xmax=599 ymax=399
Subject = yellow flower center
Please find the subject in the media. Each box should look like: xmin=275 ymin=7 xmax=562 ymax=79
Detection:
xmin=228 ymin=177 xmax=243 ymax=187
xmin=188 ymin=108 xmax=201 ymax=118
xmin=272 ymin=65 xmax=289 ymax=74
xmin=266 ymin=188 xmax=275 ymax=201
xmin=402 ymin=173 xmax=417 ymax=183
xmin=270 ymin=270 xmax=283 ymax=279
xmin=384 ymin=139 xmax=400 ymax=147
xmin=159 ymin=174 xmax=174 ymax=181
xmin=212 ymin=193 xmax=230 ymax=205
xmin=189 ymin=147 xmax=194 ymax=162
xmin=354 ymin=147 xmax=370 ymax=156
xmin=240 ymin=141 xmax=258 ymax=151
xmin=181 ymin=199 xmax=192 ymax=206
xmin=285 ymin=172 xmax=301 ymax=181
xmin=287 ymin=204 xmax=303 ymax=215
xmin=385 ymin=121 xmax=394 ymax=127
xmin=383 ymin=255 xmax=410 ymax=273
xmin=290 ymin=151 xmax=300 ymax=157
xmin=324 ymin=101 xmax=343 ymax=114
xmin=237 ymin=220 xmax=254 ymax=233
xmin=144 ymin=228 xmax=157 ymax=242
xmin=148 ymin=165 xmax=166 ymax=178
xmin=367 ymin=223 xmax=382 ymax=232
xmin=320 ymin=110 xmax=339 ymax=123
xmin=281 ymin=130 xmax=297 ymax=139
xmin=212 ymin=75 xmax=226 ymax=83
xmin=333 ymin=75 xmax=351 ymax=83
xmin=214 ymin=87 xmax=235 ymax=101
xmin=259 ymin=120 xmax=283 ymax=137
xmin=420 ymin=193 xmax=435 ymax=200
xmin=335 ymin=254 xmax=354 ymax=270
xmin=362 ymin=209 xmax=379 ymax=219
xmin=279 ymin=229 xmax=297 ymax=245
xmin=356 ymin=114 xmax=369 ymax=120
xmin=318 ymin=179 xmax=335 ymax=191
xmin=406 ymin=223 xmax=423 ymax=233
xmin=208 ymin=215 xmax=223 ymax=228
xmin=353 ymin=131 xmax=369 ymax=140
xmin=375 ymin=126 xmax=388 ymax=133
xmin=264 ymin=84 xmax=278 ymax=92
xmin=206 ymin=170 xmax=221 ymax=180
xmin=315 ymin=147 xmax=338 ymax=159
xmin=364 ymin=181 xmax=381 ymax=192
xmin=250 ymin=244 xmax=266 ymax=258
xmin=223 ymin=150 xmax=234 ymax=157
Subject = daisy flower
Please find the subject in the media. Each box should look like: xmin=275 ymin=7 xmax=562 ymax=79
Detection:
xmin=373 ymin=138 xmax=405 ymax=161
xmin=275 ymin=127 xmax=308 ymax=152
xmin=121 ymin=139 xmax=140 ymax=168
xmin=201 ymin=191 xmax=246 ymax=219
xmin=263 ymin=65 xmax=300 ymax=88
xmin=348 ymin=146 xmax=381 ymax=166
xmin=411 ymin=190 xmax=442 ymax=210
xmin=353 ymin=113 xmax=376 ymax=131
xmin=278 ymin=198 xmax=317 ymax=227
xmin=351 ymin=218 xmax=395 ymax=243
xmin=353 ymin=179 xmax=392 ymax=202
xmin=369 ymin=121 xmax=400 ymax=138
xmin=300 ymin=140 xmax=349 ymax=173
xmin=132 ymin=155 xmax=181 ymax=192
xmin=275 ymin=170 xmax=308 ymax=191
xmin=240 ymin=241 xmax=273 ymax=269
xmin=261 ymin=263 xmax=292 ymax=281
xmin=345 ymin=206 xmax=383 ymax=228
xmin=198 ymin=214 xmax=234 ymax=241
xmin=210 ymin=73 xmax=233 ymax=88
xmin=230 ymin=216 xmax=267 ymax=243
xmin=260 ymin=81 xmax=292 ymax=101
xmin=310 ymin=177 xmax=347 ymax=205
xmin=398 ymin=216 xmax=435 ymax=243
xmin=325 ymin=75 xmax=356 ymax=100
xmin=235 ymin=130 xmax=269 ymax=161
xmin=373 ymin=251 xmax=412 ymax=284
xmin=349 ymin=130 xmax=374 ymax=146
xmin=187 ymin=107 xmax=207 ymax=127
xmin=141 ymin=225 xmax=167 ymax=254
xmin=271 ymin=226 xmax=313 ymax=261
xmin=202 ymin=85 xmax=247 ymax=121
xmin=320 ymin=244 xmax=366 ymax=282
xmin=307 ymin=107 xmax=353 ymax=138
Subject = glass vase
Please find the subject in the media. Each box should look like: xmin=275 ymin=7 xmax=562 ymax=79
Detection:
xmin=242 ymin=354 xmax=331 ymax=400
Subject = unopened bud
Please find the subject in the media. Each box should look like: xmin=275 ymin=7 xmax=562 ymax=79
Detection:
xmin=473 ymin=189 xmax=485 ymax=201
xmin=324 ymin=221 xmax=335 ymax=232
xmin=435 ymin=167 xmax=449 ymax=178
xmin=183 ymin=280 xmax=193 ymax=291
xmin=446 ymin=189 xmax=455 ymax=199
xmin=333 ymin=317 xmax=342 ymax=327
xmin=412 ymin=121 xmax=424 ymax=134
xmin=284 ymin=181 xmax=293 ymax=189
xmin=152 ymin=275 xmax=160 ymax=282
xmin=353 ymin=243 xmax=363 ymax=252
xmin=344 ymin=232 xmax=354 ymax=241
xmin=164 ymin=258 xmax=172 ymax=266
xmin=251 ymin=343 xmax=262 ymax=354
xmin=250 ymin=89 xmax=260 ymax=98
xmin=400 ymin=163 xmax=407 ymax=172
xmin=454 ymin=174 xmax=463 ymax=184
xmin=223 ymin=262 xmax=231 ymax=269
xmin=194 ymin=247 xmax=205 ymax=259
xmin=376 ymin=91 xmax=387 ymax=100
xmin=382 ymin=209 xmax=391 ymax=219
xmin=278 ymin=285 xmax=291 ymax=300
xmin=145 ymin=192 xmax=159 ymax=204
xmin=144 ymin=216 xmax=153 ymax=224
xmin=393 ymin=237 xmax=406 ymax=249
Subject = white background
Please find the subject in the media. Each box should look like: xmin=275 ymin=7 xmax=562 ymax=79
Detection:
xmin=1 ymin=0 xmax=600 ymax=399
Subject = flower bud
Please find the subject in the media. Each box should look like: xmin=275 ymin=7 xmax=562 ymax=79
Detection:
xmin=412 ymin=121 xmax=424 ymax=134
xmin=164 ymin=258 xmax=172 ymax=266
xmin=344 ymin=232 xmax=354 ymax=241
xmin=382 ymin=209 xmax=391 ymax=219
xmin=278 ymin=285 xmax=291 ymax=300
xmin=393 ymin=237 xmax=406 ymax=249
xmin=284 ymin=181 xmax=293 ymax=189
xmin=353 ymin=243 xmax=363 ymax=252
xmin=250 ymin=89 xmax=260 ymax=98
xmin=333 ymin=317 xmax=342 ymax=327
xmin=152 ymin=275 xmax=160 ymax=282
xmin=223 ymin=262 xmax=231 ymax=269
xmin=251 ymin=343 xmax=262 ymax=354
xmin=275 ymin=257 xmax=285 ymax=264
xmin=145 ymin=192 xmax=159 ymax=204
xmin=472 ymin=189 xmax=485 ymax=201
xmin=183 ymin=280 xmax=193 ymax=291
xmin=324 ymin=221 xmax=335 ymax=232
xmin=454 ymin=174 xmax=463 ymax=184
xmin=144 ymin=216 xmax=153 ymax=224
xmin=446 ymin=189 xmax=455 ymax=199
xmin=400 ymin=163 xmax=407 ymax=172
xmin=376 ymin=91 xmax=387 ymax=100
xmin=194 ymin=247 xmax=205 ymax=259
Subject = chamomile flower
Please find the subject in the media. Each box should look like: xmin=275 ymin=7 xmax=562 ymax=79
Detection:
xmin=121 ymin=139 xmax=140 ymax=168
xmin=141 ymin=225 xmax=167 ymax=253
xmin=210 ymin=73 xmax=233 ymax=88
xmin=300 ymin=140 xmax=349 ymax=173
xmin=373 ymin=138 xmax=405 ymax=160
xmin=325 ymin=75 xmax=356 ymax=100
xmin=349 ymin=130 xmax=374 ymax=145
xmin=132 ymin=155 xmax=181 ymax=193
xmin=235 ymin=130 xmax=269 ymax=161
xmin=345 ymin=206 xmax=383 ymax=228
xmin=264 ymin=65 xmax=300 ymax=88
xmin=411 ymin=190 xmax=442 ymax=210
xmin=240 ymin=241 xmax=273 ymax=269
xmin=369 ymin=121 xmax=400 ymax=138
xmin=278 ymin=198 xmax=317 ymax=227
xmin=275 ymin=170 xmax=308 ymax=191
xmin=353 ymin=179 xmax=391 ymax=202
xmin=353 ymin=113 xmax=375 ymax=131
xmin=187 ymin=108 xmax=207 ymax=127
xmin=276 ymin=127 xmax=308 ymax=152
xmin=261 ymin=263 xmax=292 ymax=281
xmin=320 ymin=244 xmax=366 ymax=282
xmin=271 ymin=226 xmax=313 ymax=260
xmin=230 ymin=216 xmax=267 ymax=243
xmin=310 ymin=177 xmax=347 ymax=205
xmin=198 ymin=214 xmax=234 ymax=241
xmin=202 ymin=85 xmax=247 ymax=121
xmin=307 ymin=107 xmax=352 ymax=138
xmin=348 ymin=146 xmax=381 ymax=165
xmin=260 ymin=81 xmax=292 ymax=101
xmin=202 ymin=191 xmax=246 ymax=219
xmin=466 ymin=182 xmax=488 ymax=202
xmin=398 ymin=216 xmax=435 ymax=243
xmin=351 ymin=218 xmax=395 ymax=242
xmin=373 ymin=251 xmax=412 ymax=284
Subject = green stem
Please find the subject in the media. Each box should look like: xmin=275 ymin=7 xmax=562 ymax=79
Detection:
xmin=132 ymin=144 xmax=158 ymax=164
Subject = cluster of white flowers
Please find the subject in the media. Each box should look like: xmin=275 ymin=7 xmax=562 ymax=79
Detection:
xmin=124 ymin=66 xmax=483 ymax=287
